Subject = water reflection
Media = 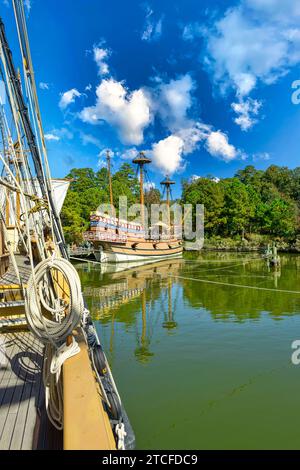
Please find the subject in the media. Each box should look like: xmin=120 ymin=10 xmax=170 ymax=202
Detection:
xmin=76 ymin=253 xmax=300 ymax=358
xmin=78 ymin=257 xmax=183 ymax=362
xmin=75 ymin=253 xmax=300 ymax=449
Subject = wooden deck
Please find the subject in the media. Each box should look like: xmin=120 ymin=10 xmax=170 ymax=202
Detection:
xmin=0 ymin=331 xmax=62 ymax=450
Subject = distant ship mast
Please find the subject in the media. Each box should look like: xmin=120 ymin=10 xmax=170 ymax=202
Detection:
xmin=132 ymin=152 xmax=151 ymax=228
xmin=160 ymin=175 xmax=175 ymax=233
xmin=106 ymin=149 xmax=114 ymax=208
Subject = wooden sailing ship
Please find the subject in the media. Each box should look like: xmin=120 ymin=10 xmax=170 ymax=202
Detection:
xmin=84 ymin=152 xmax=183 ymax=262
xmin=0 ymin=0 xmax=134 ymax=450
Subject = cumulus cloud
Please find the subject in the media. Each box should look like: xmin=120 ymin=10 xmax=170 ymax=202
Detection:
xmin=45 ymin=127 xmax=73 ymax=141
xmin=59 ymin=88 xmax=81 ymax=110
xmin=80 ymin=132 xmax=102 ymax=148
xmin=231 ymin=98 xmax=262 ymax=131
xmin=39 ymin=82 xmax=50 ymax=90
xmin=151 ymin=135 xmax=185 ymax=175
xmin=148 ymin=125 xmax=241 ymax=175
xmin=80 ymin=78 xmax=152 ymax=145
xmin=201 ymin=0 xmax=300 ymax=129
xmin=93 ymin=46 xmax=110 ymax=75
xmin=141 ymin=5 xmax=163 ymax=42
xmin=206 ymin=131 xmax=240 ymax=162
xmin=154 ymin=74 xmax=195 ymax=131
xmin=120 ymin=147 xmax=138 ymax=160
xmin=44 ymin=133 xmax=60 ymax=142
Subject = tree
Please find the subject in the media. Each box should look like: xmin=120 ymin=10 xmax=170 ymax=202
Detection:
xmin=182 ymin=177 xmax=225 ymax=236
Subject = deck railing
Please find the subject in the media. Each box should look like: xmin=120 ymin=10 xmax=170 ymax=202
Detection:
xmin=83 ymin=231 xmax=127 ymax=243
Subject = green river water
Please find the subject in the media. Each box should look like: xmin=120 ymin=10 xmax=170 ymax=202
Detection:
xmin=76 ymin=252 xmax=300 ymax=450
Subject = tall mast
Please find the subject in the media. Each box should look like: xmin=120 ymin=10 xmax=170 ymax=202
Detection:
xmin=106 ymin=150 xmax=114 ymax=208
xmin=132 ymin=152 xmax=151 ymax=228
xmin=160 ymin=175 xmax=175 ymax=230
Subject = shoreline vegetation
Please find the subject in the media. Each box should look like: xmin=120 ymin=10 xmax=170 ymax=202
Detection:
xmin=202 ymin=235 xmax=300 ymax=253
xmin=61 ymin=164 xmax=300 ymax=252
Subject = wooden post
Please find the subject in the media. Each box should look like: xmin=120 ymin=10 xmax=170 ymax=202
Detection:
xmin=5 ymin=189 xmax=9 ymax=226
xmin=106 ymin=150 xmax=114 ymax=209
xmin=140 ymin=164 xmax=145 ymax=229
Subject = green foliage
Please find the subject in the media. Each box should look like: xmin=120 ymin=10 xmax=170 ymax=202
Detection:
xmin=61 ymin=163 xmax=139 ymax=243
xmin=62 ymin=163 xmax=300 ymax=244
xmin=181 ymin=166 xmax=299 ymax=240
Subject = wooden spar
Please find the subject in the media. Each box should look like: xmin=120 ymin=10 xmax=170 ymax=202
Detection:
xmin=106 ymin=150 xmax=114 ymax=208
xmin=132 ymin=152 xmax=151 ymax=229
xmin=160 ymin=176 xmax=175 ymax=233
xmin=5 ymin=188 xmax=9 ymax=226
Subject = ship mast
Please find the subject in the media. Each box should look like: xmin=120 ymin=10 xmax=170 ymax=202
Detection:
xmin=160 ymin=175 xmax=175 ymax=232
xmin=106 ymin=150 xmax=114 ymax=208
xmin=132 ymin=152 xmax=151 ymax=228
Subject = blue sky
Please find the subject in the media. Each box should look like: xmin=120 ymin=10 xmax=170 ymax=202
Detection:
xmin=2 ymin=0 xmax=300 ymax=196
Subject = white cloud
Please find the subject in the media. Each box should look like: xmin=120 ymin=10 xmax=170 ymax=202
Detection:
xmin=146 ymin=120 xmax=242 ymax=175
xmin=206 ymin=131 xmax=239 ymax=162
xmin=151 ymin=135 xmax=185 ymax=175
xmin=46 ymin=127 xmax=73 ymax=140
xmin=39 ymin=82 xmax=50 ymax=90
xmin=190 ymin=174 xmax=220 ymax=183
xmin=44 ymin=133 xmax=60 ymax=142
xmin=93 ymin=46 xmax=110 ymax=75
xmin=120 ymin=147 xmax=138 ymax=160
xmin=202 ymin=0 xmax=300 ymax=129
xmin=141 ymin=6 xmax=163 ymax=42
xmin=154 ymin=74 xmax=194 ymax=131
xmin=85 ymin=84 xmax=92 ymax=92
xmin=231 ymin=98 xmax=262 ymax=131
xmin=80 ymin=132 xmax=101 ymax=148
xmin=176 ymin=123 xmax=210 ymax=154
xmin=59 ymin=88 xmax=81 ymax=110
xmin=80 ymin=78 xmax=152 ymax=145
xmin=182 ymin=22 xmax=203 ymax=41
xmin=252 ymin=151 xmax=270 ymax=161
xmin=24 ymin=0 xmax=31 ymax=12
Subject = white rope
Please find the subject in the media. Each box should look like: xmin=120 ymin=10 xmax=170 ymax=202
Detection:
xmin=25 ymin=257 xmax=84 ymax=345
xmin=42 ymin=338 xmax=80 ymax=430
xmin=24 ymin=257 xmax=84 ymax=429
xmin=115 ymin=422 xmax=127 ymax=450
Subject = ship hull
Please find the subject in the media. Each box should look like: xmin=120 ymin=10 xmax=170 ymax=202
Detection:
xmin=94 ymin=240 xmax=183 ymax=263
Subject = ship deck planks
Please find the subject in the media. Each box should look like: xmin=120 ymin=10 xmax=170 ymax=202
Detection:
xmin=0 ymin=255 xmax=31 ymax=293
xmin=0 ymin=331 xmax=62 ymax=450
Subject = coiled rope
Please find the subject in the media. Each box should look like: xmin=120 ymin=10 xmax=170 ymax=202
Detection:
xmin=25 ymin=256 xmax=84 ymax=429
xmin=25 ymin=257 xmax=83 ymax=344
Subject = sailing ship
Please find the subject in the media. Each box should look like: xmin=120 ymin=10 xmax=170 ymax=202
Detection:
xmin=0 ymin=0 xmax=134 ymax=450
xmin=84 ymin=151 xmax=183 ymax=262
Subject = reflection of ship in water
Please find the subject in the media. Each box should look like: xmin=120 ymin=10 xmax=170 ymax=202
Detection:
xmin=83 ymin=258 xmax=183 ymax=362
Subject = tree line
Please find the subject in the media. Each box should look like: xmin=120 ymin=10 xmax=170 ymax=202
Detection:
xmin=182 ymin=165 xmax=300 ymax=240
xmin=61 ymin=163 xmax=300 ymax=244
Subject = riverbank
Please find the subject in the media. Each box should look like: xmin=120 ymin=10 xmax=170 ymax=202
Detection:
xmin=201 ymin=235 xmax=300 ymax=253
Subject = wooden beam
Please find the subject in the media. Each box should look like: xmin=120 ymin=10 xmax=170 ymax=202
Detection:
xmin=63 ymin=331 xmax=116 ymax=450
